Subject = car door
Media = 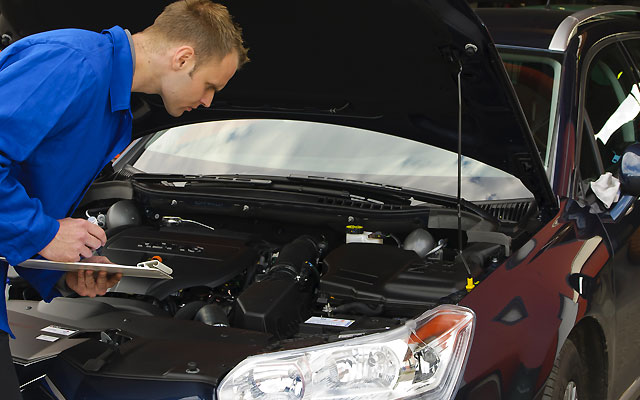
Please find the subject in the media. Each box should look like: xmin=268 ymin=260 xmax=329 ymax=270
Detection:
xmin=579 ymin=37 xmax=640 ymax=399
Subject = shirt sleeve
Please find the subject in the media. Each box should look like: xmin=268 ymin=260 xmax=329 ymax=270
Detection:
xmin=0 ymin=43 xmax=97 ymax=299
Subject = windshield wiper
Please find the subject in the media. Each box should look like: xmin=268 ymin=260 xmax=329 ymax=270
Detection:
xmin=286 ymin=175 xmax=455 ymax=206
xmin=284 ymin=175 xmax=500 ymax=224
xmin=133 ymin=173 xmax=274 ymax=186
xmin=132 ymin=173 xmax=413 ymax=206
xmin=131 ymin=173 xmax=498 ymax=222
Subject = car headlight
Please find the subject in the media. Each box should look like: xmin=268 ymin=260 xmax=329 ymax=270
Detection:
xmin=217 ymin=304 xmax=475 ymax=400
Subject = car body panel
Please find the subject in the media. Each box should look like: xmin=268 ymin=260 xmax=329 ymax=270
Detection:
xmin=8 ymin=298 xmax=272 ymax=383
xmin=478 ymin=7 xmax=640 ymax=399
xmin=457 ymin=198 xmax=612 ymax=398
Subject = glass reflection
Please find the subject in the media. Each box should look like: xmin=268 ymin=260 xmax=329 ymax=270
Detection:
xmin=134 ymin=120 xmax=533 ymax=202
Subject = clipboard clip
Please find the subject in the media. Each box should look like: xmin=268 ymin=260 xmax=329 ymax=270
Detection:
xmin=137 ymin=260 xmax=173 ymax=275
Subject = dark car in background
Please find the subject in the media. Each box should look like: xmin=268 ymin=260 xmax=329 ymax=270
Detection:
xmin=5 ymin=1 xmax=640 ymax=399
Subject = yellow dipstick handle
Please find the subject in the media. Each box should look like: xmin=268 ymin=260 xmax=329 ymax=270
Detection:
xmin=466 ymin=277 xmax=476 ymax=292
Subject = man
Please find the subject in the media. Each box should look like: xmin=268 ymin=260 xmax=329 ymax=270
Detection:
xmin=0 ymin=0 xmax=248 ymax=397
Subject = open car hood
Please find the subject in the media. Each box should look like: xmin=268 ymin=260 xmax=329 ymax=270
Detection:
xmin=0 ymin=0 xmax=555 ymax=210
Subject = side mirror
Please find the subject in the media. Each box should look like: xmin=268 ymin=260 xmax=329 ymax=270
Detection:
xmin=620 ymin=143 xmax=640 ymax=196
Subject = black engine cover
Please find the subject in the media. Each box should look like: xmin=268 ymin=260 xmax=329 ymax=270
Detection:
xmin=234 ymin=278 xmax=313 ymax=339
xmin=100 ymin=226 xmax=259 ymax=299
xmin=233 ymin=235 xmax=322 ymax=339
xmin=319 ymin=243 xmax=467 ymax=307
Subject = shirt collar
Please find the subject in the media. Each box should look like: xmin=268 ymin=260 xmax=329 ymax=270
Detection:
xmin=124 ymin=29 xmax=136 ymax=76
xmin=101 ymin=26 xmax=134 ymax=113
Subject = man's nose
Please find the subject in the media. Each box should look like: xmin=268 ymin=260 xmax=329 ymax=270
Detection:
xmin=201 ymin=91 xmax=215 ymax=108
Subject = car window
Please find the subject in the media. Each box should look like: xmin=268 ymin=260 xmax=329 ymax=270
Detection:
xmin=583 ymin=43 xmax=639 ymax=175
xmin=579 ymin=120 xmax=602 ymax=187
xmin=132 ymin=119 xmax=533 ymax=202
xmin=621 ymin=38 xmax=640 ymax=74
xmin=499 ymin=52 xmax=561 ymax=169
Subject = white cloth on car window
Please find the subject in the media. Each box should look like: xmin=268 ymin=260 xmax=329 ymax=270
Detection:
xmin=590 ymin=172 xmax=620 ymax=209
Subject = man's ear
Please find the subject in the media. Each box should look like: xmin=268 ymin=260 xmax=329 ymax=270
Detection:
xmin=171 ymin=46 xmax=195 ymax=71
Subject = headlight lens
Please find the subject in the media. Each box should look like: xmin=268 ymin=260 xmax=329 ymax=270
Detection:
xmin=217 ymin=304 xmax=475 ymax=400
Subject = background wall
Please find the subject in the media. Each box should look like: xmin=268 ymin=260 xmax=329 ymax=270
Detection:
xmin=472 ymin=0 xmax=640 ymax=6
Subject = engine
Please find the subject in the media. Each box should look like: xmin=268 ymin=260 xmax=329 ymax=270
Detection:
xmin=23 ymin=196 xmax=509 ymax=341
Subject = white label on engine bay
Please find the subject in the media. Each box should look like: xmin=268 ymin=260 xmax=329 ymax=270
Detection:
xmin=41 ymin=325 xmax=77 ymax=336
xmin=36 ymin=334 xmax=59 ymax=342
xmin=305 ymin=316 xmax=355 ymax=327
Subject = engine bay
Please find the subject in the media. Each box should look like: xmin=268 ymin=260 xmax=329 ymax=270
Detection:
xmin=11 ymin=177 xmax=534 ymax=344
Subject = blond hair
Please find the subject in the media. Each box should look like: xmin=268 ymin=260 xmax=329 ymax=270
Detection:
xmin=144 ymin=0 xmax=248 ymax=68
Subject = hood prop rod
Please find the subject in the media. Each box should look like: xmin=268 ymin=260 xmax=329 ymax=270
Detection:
xmin=456 ymin=45 xmax=477 ymax=292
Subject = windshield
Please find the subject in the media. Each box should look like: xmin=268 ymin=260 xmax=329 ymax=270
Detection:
xmin=499 ymin=51 xmax=562 ymax=169
xmin=132 ymin=119 xmax=532 ymax=202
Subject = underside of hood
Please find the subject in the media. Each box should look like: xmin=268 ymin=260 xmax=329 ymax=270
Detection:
xmin=0 ymin=0 xmax=556 ymax=210
xmin=135 ymin=0 xmax=556 ymax=210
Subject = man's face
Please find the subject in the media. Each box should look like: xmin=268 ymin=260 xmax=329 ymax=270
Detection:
xmin=161 ymin=51 xmax=239 ymax=117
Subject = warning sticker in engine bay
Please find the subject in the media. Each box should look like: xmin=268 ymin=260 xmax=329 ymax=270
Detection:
xmin=41 ymin=325 xmax=77 ymax=336
xmin=304 ymin=316 xmax=355 ymax=327
xmin=36 ymin=334 xmax=59 ymax=343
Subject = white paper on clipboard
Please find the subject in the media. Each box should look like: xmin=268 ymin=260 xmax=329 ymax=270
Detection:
xmin=0 ymin=257 xmax=173 ymax=279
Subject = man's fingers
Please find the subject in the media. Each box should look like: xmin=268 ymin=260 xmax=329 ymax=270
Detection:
xmin=96 ymin=271 xmax=108 ymax=293
xmin=80 ymin=255 xmax=112 ymax=264
xmin=85 ymin=234 xmax=102 ymax=251
xmin=106 ymin=273 xmax=122 ymax=287
xmin=85 ymin=270 xmax=95 ymax=288
xmin=79 ymin=246 xmax=93 ymax=259
xmin=76 ymin=270 xmax=86 ymax=290
xmin=85 ymin=270 xmax=96 ymax=296
xmin=67 ymin=269 xmax=118 ymax=298
xmin=86 ymin=221 xmax=107 ymax=246
xmin=64 ymin=271 xmax=77 ymax=293
xmin=39 ymin=218 xmax=108 ymax=262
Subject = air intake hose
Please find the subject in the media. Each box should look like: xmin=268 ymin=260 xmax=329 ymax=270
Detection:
xmin=267 ymin=235 xmax=324 ymax=281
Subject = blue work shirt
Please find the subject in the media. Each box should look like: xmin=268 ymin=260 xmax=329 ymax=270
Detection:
xmin=0 ymin=26 xmax=133 ymax=337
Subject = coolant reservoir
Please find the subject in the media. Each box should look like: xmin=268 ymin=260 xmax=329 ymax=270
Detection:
xmin=345 ymin=225 xmax=383 ymax=244
xmin=403 ymin=228 xmax=435 ymax=258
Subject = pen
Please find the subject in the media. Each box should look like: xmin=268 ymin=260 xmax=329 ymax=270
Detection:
xmin=87 ymin=216 xmax=102 ymax=256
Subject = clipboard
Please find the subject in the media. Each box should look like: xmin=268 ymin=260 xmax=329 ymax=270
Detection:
xmin=1 ymin=257 xmax=173 ymax=280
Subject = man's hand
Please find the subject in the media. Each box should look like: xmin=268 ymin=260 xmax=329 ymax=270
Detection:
xmin=65 ymin=256 xmax=122 ymax=297
xmin=39 ymin=217 xmax=107 ymax=262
